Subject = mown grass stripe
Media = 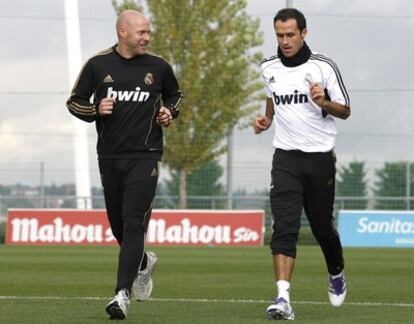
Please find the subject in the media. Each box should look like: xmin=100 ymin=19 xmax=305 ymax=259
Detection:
xmin=0 ymin=296 xmax=413 ymax=308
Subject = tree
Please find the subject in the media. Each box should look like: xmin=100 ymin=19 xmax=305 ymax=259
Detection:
xmin=113 ymin=0 xmax=263 ymax=208
xmin=374 ymin=162 xmax=414 ymax=210
xmin=165 ymin=159 xmax=225 ymax=209
xmin=336 ymin=161 xmax=368 ymax=209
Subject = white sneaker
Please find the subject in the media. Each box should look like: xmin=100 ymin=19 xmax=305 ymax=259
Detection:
xmin=267 ymin=297 xmax=295 ymax=320
xmin=105 ymin=289 xmax=130 ymax=319
xmin=132 ymin=251 xmax=158 ymax=301
xmin=328 ymin=271 xmax=347 ymax=307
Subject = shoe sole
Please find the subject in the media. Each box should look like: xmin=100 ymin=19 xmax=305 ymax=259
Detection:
xmin=105 ymin=302 xmax=126 ymax=320
xmin=267 ymin=309 xmax=295 ymax=320
xmin=146 ymin=254 xmax=158 ymax=277
xmin=134 ymin=254 xmax=158 ymax=301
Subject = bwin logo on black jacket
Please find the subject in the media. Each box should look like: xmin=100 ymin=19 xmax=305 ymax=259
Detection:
xmin=273 ymin=90 xmax=308 ymax=105
xmin=107 ymin=87 xmax=150 ymax=102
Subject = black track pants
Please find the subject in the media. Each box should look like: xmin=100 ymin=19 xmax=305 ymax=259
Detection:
xmin=99 ymin=158 xmax=159 ymax=292
xmin=269 ymin=149 xmax=344 ymax=275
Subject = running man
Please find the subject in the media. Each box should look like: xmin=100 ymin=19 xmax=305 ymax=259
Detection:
xmin=254 ymin=8 xmax=350 ymax=320
xmin=67 ymin=10 xmax=182 ymax=319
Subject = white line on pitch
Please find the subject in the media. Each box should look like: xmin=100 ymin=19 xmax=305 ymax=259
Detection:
xmin=0 ymin=296 xmax=413 ymax=308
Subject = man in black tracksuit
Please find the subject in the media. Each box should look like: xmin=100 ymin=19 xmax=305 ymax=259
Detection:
xmin=67 ymin=10 xmax=182 ymax=320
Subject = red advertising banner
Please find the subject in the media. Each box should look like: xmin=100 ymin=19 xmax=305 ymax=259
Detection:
xmin=6 ymin=209 xmax=116 ymax=246
xmin=6 ymin=209 xmax=265 ymax=246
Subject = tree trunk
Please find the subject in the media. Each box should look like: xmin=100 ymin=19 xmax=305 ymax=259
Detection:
xmin=179 ymin=168 xmax=187 ymax=209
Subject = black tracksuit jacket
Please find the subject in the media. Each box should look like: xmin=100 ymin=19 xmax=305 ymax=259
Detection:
xmin=67 ymin=45 xmax=182 ymax=160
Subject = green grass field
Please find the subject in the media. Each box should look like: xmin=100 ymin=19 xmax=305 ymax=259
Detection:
xmin=0 ymin=245 xmax=413 ymax=323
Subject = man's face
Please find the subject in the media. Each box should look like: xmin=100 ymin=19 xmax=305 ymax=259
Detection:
xmin=274 ymin=18 xmax=306 ymax=57
xmin=123 ymin=17 xmax=151 ymax=55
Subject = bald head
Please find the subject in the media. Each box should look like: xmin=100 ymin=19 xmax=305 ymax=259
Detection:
xmin=115 ymin=10 xmax=151 ymax=57
xmin=116 ymin=10 xmax=148 ymax=32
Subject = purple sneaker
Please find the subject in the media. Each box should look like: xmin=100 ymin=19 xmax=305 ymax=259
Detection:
xmin=266 ymin=297 xmax=295 ymax=320
xmin=328 ymin=271 xmax=347 ymax=307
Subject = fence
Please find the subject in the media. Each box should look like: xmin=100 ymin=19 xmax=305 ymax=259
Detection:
xmin=2 ymin=195 xmax=414 ymax=230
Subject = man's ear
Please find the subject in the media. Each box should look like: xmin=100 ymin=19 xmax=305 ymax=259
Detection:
xmin=118 ymin=26 xmax=127 ymax=39
xmin=301 ymin=28 xmax=308 ymax=39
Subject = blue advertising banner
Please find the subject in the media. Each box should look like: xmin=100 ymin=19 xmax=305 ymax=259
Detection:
xmin=338 ymin=211 xmax=414 ymax=248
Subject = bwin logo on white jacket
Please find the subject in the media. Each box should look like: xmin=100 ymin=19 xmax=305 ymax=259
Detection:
xmin=107 ymin=87 xmax=150 ymax=102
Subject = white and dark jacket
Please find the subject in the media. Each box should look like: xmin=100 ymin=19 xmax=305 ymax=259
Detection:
xmin=261 ymin=43 xmax=349 ymax=153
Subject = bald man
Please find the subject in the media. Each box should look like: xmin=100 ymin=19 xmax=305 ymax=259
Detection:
xmin=67 ymin=10 xmax=182 ymax=319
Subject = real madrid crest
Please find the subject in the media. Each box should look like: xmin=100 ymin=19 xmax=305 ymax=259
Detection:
xmin=144 ymin=72 xmax=154 ymax=85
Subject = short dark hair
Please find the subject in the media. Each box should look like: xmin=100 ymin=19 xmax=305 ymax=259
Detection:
xmin=273 ymin=8 xmax=307 ymax=31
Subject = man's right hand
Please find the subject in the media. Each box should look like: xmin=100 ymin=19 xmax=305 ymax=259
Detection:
xmin=253 ymin=116 xmax=272 ymax=134
xmin=99 ymin=97 xmax=115 ymax=116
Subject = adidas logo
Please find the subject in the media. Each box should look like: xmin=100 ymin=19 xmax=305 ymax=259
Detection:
xmin=151 ymin=168 xmax=158 ymax=177
xmin=269 ymin=76 xmax=275 ymax=83
xmin=103 ymin=75 xmax=114 ymax=83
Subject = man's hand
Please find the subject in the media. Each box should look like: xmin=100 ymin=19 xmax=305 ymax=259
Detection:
xmin=99 ymin=97 xmax=115 ymax=116
xmin=157 ymin=106 xmax=173 ymax=127
xmin=310 ymin=82 xmax=327 ymax=109
xmin=253 ymin=116 xmax=272 ymax=134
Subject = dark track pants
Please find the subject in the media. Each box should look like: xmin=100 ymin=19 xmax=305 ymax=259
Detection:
xmin=269 ymin=149 xmax=344 ymax=275
xmin=99 ymin=158 xmax=159 ymax=292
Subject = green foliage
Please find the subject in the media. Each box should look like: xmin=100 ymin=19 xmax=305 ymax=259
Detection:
xmin=336 ymin=161 xmax=368 ymax=209
xmin=374 ymin=161 xmax=414 ymax=210
xmin=164 ymin=159 xmax=225 ymax=208
xmin=112 ymin=0 xmax=143 ymax=12
xmin=145 ymin=0 xmax=264 ymax=171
